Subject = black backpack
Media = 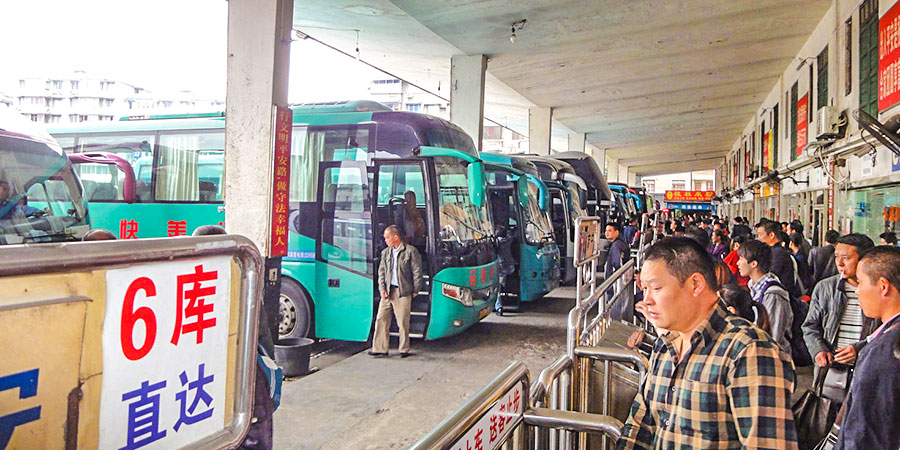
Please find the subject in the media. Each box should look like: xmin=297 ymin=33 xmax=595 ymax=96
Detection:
xmin=760 ymin=278 xmax=813 ymax=367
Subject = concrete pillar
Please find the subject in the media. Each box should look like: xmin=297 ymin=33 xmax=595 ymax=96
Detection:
xmin=627 ymin=171 xmax=637 ymax=186
xmin=590 ymin=147 xmax=606 ymax=176
xmin=528 ymin=107 xmax=552 ymax=155
xmin=568 ymin=133 xmax=586 ymax=152
xmin=618 ymin=165 xmax=629 ymax=185
xmin=225 ymin=0 xmax=293 ymax=352
xmin=607 ymin=158 xmax=619 ymax=182
xmin=450 ymin=55 xmax=487 ymax=150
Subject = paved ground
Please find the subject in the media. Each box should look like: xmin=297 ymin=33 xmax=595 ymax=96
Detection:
xmin=274 ymin=286 xmax=577 ymax=450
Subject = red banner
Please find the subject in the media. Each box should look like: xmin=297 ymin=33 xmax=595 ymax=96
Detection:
xmin=762 ymin=131 xmax=770 ymax=172
xmin=797 ymin=95 xmax=808 ymax=155
xmin=664 ymin=190 xmax=715 ymax=202
xmin=881 ymin=2 xmax=900 ymax=111
xmin=270 ymin=106 xmax=292 ymax=257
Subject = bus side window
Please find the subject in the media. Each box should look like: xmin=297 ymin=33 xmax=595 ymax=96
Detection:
xmin=156 ymin=131 xmax=224 ymax=202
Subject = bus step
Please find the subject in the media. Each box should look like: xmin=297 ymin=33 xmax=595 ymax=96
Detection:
xmin=390 ymin=331 xmax=424 ymax=339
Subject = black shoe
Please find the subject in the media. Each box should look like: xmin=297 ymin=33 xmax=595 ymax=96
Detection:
xmin=367 ymin=351 xmax=387 ymax=357
xmin=399 ymin=352 xmax=412 ymax=358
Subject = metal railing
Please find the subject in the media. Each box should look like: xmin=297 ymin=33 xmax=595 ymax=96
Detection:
xmin=414 ymin=214 xmax=661 ymax=450
xmin=411 ymin=362 xmax=623 ymax=450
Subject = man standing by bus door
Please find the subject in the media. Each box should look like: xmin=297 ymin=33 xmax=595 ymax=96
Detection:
xmin=371 ymin=225 xmax=423 ymax=357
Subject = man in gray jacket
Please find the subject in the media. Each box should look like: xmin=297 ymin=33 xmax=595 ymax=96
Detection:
xmin=802 ymin=233 xmax=879 ymax=376
xmin=737 ymin=239 xmax=793 ymax=352
xmin=371 ymin=225 xmax=424 ymax=357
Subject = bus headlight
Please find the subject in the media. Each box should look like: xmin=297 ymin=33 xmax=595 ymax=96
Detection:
xmin=442 ymin=282 xmax=474 ymax=306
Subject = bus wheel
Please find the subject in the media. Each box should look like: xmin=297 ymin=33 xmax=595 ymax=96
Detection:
xmin=278 ymin=279 xmax=312 ymax=339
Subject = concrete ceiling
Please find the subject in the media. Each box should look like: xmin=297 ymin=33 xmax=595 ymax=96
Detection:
xmin=293 ymin=0 xmax=831 ymax=176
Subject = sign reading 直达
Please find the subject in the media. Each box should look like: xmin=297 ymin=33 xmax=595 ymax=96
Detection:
xmin=99 ymin=256 xmax=232 ymax=450
xmin=664 ymin=190 xmax=715 ymax=202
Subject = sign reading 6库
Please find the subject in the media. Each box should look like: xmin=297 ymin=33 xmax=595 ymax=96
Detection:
xmin=0 ymin=237 xmax=261 ymax=450
xmin=100 ymin=256 xmax=232 ymax=450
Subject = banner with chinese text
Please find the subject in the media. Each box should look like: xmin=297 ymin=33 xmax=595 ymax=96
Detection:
xmin=797 ymin=95 xmax=808 ymax=155
xmin=880 ymin=1 xmax=900 ymax=111
xmin=664 ymin=190 xmax=715 ymax=202
xmin=270 ymin=106 xmax=292 ymax=257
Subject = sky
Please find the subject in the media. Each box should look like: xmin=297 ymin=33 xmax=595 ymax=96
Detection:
xmin=0 ymin=0 xmax=386 ymax=101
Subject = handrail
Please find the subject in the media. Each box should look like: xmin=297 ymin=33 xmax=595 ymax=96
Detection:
xmin=410 ymin=361 xmax=530 ymax=450
xmin=523 ymin=408 xmax=623 ymax=441
xmin=573 ymin=346 xmax=649 ymax=387
xmin=530 ymin=354 xmax=573 ymax=407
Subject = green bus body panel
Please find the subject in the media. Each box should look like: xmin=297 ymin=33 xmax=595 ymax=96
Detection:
xmin=87 ymin=202 xmax=223 ymax=237
xmin=519 ymin=243 xmax=561 ymax=302
xmin=426 ymin=260 xmax=498 ymax=340
xmin=281 ymin=234 xmax=374 ymax=342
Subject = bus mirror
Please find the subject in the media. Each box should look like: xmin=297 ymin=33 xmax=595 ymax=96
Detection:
xmin=467 ymin=160 xmax=485 ymax=208
xmin=68 ymin=152 xmax=136 ymax=204
xmin=517 ymin=179 xmax=529 ymax=208
xmin=526 ymin=175 xmax=549 ymax=211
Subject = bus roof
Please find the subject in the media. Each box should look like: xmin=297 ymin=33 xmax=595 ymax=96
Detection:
xmin=480 ymin=152 xmax=539 ymax=176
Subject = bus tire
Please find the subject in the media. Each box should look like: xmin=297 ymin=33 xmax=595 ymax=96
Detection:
xmin=278 ymin=278 xmax=314 ymax=340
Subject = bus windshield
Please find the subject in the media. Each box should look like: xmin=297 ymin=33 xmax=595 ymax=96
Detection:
xmin=434 ymin=156 xmax=493 ymax=243
xmin=0 ymin=135 xmax=87 ymax=244
xmin=523 ymin=182 xmax=552 ymax=245
xmin=567 ymin=184 xmax=588 ymax=219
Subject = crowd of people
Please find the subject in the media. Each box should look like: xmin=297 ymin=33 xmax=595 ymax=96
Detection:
xmin=617 ymin=213 xmax=900 ymax=450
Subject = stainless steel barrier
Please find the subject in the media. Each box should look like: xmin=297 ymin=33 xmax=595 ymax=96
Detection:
xmin=412 ymin=361 xmax=622 ymax=450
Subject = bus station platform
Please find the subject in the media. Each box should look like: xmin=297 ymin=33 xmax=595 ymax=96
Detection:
xmin=274 ymin=287 xmax=577 ymax=449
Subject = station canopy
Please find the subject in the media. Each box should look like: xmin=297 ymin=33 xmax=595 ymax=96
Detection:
xmin=293 ymin=0 xmax=831 ymax=175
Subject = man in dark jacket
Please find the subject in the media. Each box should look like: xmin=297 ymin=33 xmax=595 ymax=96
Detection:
xmin=802 ymin=233 xmax=879 ymax=378
xmin=756 ymin=219 xmax=799 ymax=298
xmin=732 ymin=217 xmax=752 ymax=239
xmin=371 ymin=225 xmax=423 ymax=357
xmin=809 ymin=229 xmax=839 ymax=287
xmin=835 ymin=246 xmax=900 ymax=450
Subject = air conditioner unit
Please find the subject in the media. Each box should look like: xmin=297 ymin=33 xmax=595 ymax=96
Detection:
xmin=816 ymin=106 xmax=841 ymax=139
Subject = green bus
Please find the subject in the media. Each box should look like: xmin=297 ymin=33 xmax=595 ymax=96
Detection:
xmin=48 ymin=101 xmax=500 ymax=342
xmin=481 ymin=156 xmax=559 ymax=309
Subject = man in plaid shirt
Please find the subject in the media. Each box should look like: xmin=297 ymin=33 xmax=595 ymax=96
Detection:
xmin=618 ymin=237 xmax=798 ymax=450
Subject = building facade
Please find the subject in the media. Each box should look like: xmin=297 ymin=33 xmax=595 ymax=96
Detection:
xmin=717 ymin=0 xmax=900 ymax=246
xmin=7 ymin=72 xmax=224 ymax=124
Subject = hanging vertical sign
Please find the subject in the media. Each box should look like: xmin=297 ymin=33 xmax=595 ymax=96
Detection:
xmin=767 ymin=131 xmax=775 ymax=170
xmin=797 ymin=95 xmax=809 ymax=156
xmin=880 ymin=1 xmax=900 ymax=111
xmin=762 ymin=131 xmax=771 ymax=172
xmin=270 ymin=106 xmax=292 ymax=257
xmin=827 ymin=160 xmax=835 ymax=229
xmin=732 ymin=157 xmax=739 ymax=188
xmin=744 ymin=142 xmax=751 ymax=180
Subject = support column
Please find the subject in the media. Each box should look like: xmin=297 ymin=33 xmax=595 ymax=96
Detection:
xmin=568 ymin=133 xmax=586 ymax=152
xmin=225 ymin=0 xmax=293 ymax=352
xmin=607 ymin=158 xmax=619 ymax=182
xmin=528 ymin=107 xmax=552 ymax=155
xmin=627 ymin=170 xmax=637 ymax=186
xmin=450 ymin=54 xmax=487 ymax=150
xmin=590 ymin=147 xmax=606 ymax=176
xmin=618 ymin=165 xmax=629 ymax=185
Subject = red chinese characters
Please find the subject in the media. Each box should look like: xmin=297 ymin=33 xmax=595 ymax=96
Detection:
xmin=171 ymin=264 xmax=218 ymax=346
xmin=270 ymin=106 xmax=292 ymax=257
xmin=167 ymin=220 xmax=187 ymax=237
xmin=120 ymin=219 xmax=139 ymax=239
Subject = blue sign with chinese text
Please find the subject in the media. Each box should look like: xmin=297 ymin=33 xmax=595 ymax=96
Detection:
xmin=667 ymin=202 xmax=712 ymax=211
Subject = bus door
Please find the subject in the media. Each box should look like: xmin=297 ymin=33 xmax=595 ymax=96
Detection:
xmin=316 ymin=160 xmax=374 ymax=341
xmin=373 ymin=160 xmax=433 ymax=337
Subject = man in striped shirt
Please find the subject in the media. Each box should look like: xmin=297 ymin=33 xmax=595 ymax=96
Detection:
xmin=618 ymin=237 xmax=797 ymax=450
xmin=802 ymin=233 xmax=879 ymax=380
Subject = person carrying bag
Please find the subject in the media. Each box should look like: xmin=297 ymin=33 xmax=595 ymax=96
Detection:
xmin=793 ymin=365 xmax=841 ymax=450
